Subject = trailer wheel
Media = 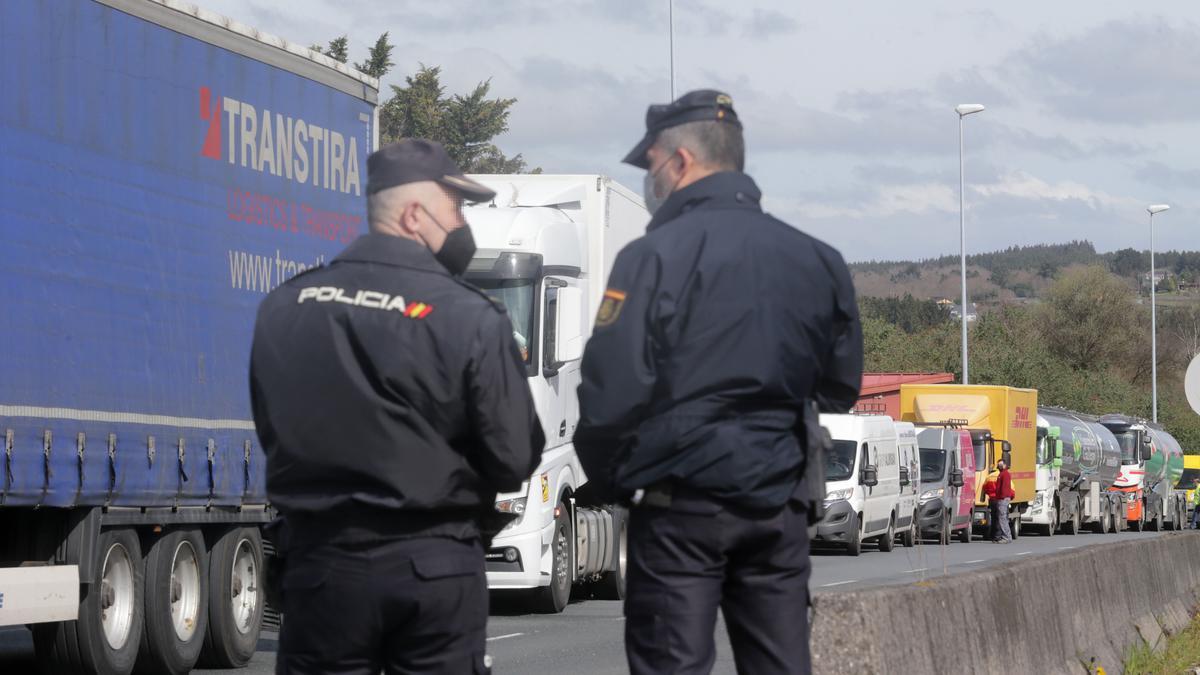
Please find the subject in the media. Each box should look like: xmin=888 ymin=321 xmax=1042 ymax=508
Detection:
xmin=846 ymin=513 xmax=863 ymax=556
xmin=900 ymin=510 xmax=917 ymax=548
xmin=198 ymin=527 xmax=264 ymax=668
xmin=136 ymin=529 xmax=209 ymax=674
xmin=1108 ymin=504 xmax=1122 ymax=534
xmin=877 ymin=514 xmax=896 ymax=552
xmin=34 ymin=528 xmax=144 ymax=675
xmin=1062 ymin=507 xmax=1079 ymax=536
xmin=1149 ymin=509 xmax=1163 ymax=532
xmin=596 ymin=508 xmax=627 ymax=600
xmin=534 ymin=504 xmax=573 ymax=613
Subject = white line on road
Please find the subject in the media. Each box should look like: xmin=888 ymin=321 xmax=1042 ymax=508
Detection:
xmin=1058 ymin=546 xmax=1077 ymax=550
xmin=1016 ymin=552 xmax=1033 ymax=556
xmin=487 ymin=633 xmax=525 ymax=642
xmin=906 ymin=568 xmax=928 ymax=573
xmin=820 ymin=580 xmax=859 ymax=588
xmin=965 ymin=559 xmax=985 ymax=564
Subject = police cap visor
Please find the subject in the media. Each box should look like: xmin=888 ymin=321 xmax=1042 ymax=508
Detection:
xmin=622 ymin=89 xmax=742 ymax=169
xmin=367 ymin=139 xmax=496 ymax=203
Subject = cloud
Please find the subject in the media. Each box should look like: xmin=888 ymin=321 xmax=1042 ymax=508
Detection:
xmin=1007 ymin=17 xmax=1200 ymax=125
xmin=745 ymin=9 xmax=800 ymax=38
xmin=1135 ymin=161 xmax=1200 ymax=190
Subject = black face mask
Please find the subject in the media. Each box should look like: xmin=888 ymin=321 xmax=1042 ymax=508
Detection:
xmin=420 ymin=206 xmax=477 ymax=276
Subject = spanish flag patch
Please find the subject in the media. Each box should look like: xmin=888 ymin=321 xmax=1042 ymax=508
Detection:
xmin=595 ymin=289 xmax=627 ymax=327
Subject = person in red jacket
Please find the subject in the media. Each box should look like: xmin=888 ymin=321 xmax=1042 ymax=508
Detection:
xmin=992 ymin=461 xmax=1015 ymax=543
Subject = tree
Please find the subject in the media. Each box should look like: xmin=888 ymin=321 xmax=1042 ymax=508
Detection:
xmin=1037 ymin=262 xmax=1058 ymax=280
xmin=1037 ymin=266 xmax=1143 ymax=371
xmin=381 ymin=64 xmax=537 ymax=173
xmin=355 ymin=33 xmax=394 ymax=79
xmin=313 ymin=36 xmax=350 ymax=63
xmin=1109 ymin=248 xmax=1147 ymax=279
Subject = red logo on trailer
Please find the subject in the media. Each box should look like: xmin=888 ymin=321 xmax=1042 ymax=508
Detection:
xmin=200 ymin=87 xmax=222 ymax=159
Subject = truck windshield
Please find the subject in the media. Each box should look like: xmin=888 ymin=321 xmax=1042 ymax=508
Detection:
xmin=471 ymin=280 xmax=535 ymax=363
xmin=919 ymin=448 xmax=946 ymax=483
xmin=826 ymin=440 xmax=857 ymax=482
xmin=1113 ymin=431 xmax=1138 ymax=465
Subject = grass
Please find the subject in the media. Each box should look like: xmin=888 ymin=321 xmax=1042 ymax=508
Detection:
xmin=1123 ymin=610 xmax=1200 ymax=674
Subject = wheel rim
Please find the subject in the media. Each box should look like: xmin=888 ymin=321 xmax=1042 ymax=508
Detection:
xmin=100 ymin=541 xmax=136 ymax=651
xmin=229 ymin=538 xmax=259 ymax=635
xmin=554 ymin=523 xmax=569 ymax=591
xmin=169 ymin=540 xmax=202 ymax=642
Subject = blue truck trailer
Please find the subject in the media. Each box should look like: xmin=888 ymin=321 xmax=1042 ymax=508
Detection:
xmin=0 ymin=1 xmax=378 ymax=672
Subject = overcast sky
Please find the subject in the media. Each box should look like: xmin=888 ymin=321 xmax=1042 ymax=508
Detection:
xmin=202 ymin=0 xmax=1200 ymax=262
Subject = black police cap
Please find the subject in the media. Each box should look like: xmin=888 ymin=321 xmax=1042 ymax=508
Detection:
xmin=622 ymin=89 xmax=742 ymax=169
xmin=366 ymin=139 xmax=496 ymax=203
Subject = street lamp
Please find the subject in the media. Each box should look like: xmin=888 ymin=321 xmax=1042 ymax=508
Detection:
xmin=668 ymin=0 xmax=675 ymax=99
xmin=1147 ymin=203 xmax=1170 ymax=422
xmin=956 ymin=103 xmax=985 ymax=385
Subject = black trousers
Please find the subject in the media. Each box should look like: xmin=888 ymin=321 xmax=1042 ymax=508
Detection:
xmin=625 ymin=491 xmax=812 ymax=675
xmin=276 ymin=536 xmax=489 ymax=675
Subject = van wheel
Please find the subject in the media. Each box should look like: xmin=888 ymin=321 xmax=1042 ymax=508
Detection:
xmin=136 ymin=528 xmax=209 ymax=674
xmin=900 ymin=511 xmax=917 ymax=548
xmin=34 ymin=528 xmax=145 ymax=675
xmin=846 ymin=514 xmax=863 ymax=557
xmin=877 ymin=514 xmax=896 ymax=552
xmin=534 ymin=504 xmax=572 ymax=613
xmin=956 ymin=516 xmax=971 ymax=543
xmin=198 ymin=527 xmax=264 ymax=668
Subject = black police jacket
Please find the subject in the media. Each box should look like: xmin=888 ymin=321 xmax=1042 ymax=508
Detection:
xmin=249 ymin=233 xmax=544 ymax=540
xmin=575 ymin=172 xmax=863 ymax=510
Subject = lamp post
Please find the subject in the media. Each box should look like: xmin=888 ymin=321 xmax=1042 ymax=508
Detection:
xmin=668 ymin=0 xmax=675 ymax=99
xmin=955 ymin=103 xmax=985 ymax=384
xmin=1147 ymin=203 xmax=1170 ymax=422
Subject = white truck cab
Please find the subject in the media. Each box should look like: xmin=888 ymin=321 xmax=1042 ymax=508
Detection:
xmin=815 ymin=414 xmax=903 ymax=556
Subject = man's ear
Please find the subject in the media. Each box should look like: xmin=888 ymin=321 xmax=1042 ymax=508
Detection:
xmin=399 ymin=201 xmax=423 ymax=236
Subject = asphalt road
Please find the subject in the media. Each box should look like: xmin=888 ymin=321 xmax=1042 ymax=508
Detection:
xmin=0 ymin=527 xmax=1169 ymax=674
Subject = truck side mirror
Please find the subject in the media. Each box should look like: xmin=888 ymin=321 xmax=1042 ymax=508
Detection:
xmin=949 ymin=469 xmax=964 ymax=488
xmin=1001 ymin=441 xmax=1012 ymax=469
xmin=899 ymin=466 xmax=910 ymax=487
xmin=1052 ymin=440 xmax=1064 ymax=468
xmin=553 ymin=286 xmax=584 ymax=364
xmin=861 ymin=465 xmax=878 ymax=488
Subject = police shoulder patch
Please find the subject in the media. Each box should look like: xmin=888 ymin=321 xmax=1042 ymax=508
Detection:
xmin=595 ymin=289 xmax=627 ymax=327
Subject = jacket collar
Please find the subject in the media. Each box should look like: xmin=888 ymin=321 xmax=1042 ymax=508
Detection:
xmin=647 ymin=171 xmax=763 ymax=231
xmin=334 ymin=233 xmax=449 ymax=275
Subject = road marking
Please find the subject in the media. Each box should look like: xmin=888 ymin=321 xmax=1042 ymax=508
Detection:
xmin=906 ymin=568 xmax=928 ymax=573
xmin=1058 ymin=546 xmax=1076 ymax=550
xmin=487 ymin=633 xmax=525 ymax=642
xmin=820 ymin=580 xmax=858 ymax=588
xmin=1016 ymin=551 xmax=1033 ymax=556
xmin=965 ymin=559 xmax=985 ymax=564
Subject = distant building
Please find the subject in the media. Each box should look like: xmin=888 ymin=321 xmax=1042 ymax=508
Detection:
xmin=1141 ymin=270 xmax=1174 ymax=289
xmin=949 ymin=303 xmax=978 ymax=322
xmin=934 ymin=297 xmax=955 ymax=308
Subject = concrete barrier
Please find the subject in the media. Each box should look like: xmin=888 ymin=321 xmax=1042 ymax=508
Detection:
xmin=810 ymin=532 xmax=1200 ymax=674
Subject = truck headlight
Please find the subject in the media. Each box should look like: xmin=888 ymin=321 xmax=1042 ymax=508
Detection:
xmin=825 ymin=488 xmax=854 ymax=502
xmin=495 ymin=497 xmax=527 ymax=515
xmin=920 ymin=488 xmax=944 ymax=502
xmin=1031 ymin=493 xmax=1044 ymax=508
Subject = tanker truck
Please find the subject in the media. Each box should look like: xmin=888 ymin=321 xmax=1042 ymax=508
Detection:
xmin=1023 ymin=408 xmax=1124 ymax=536
xmin=1099 ymin=415 xmax=1187 ymax=531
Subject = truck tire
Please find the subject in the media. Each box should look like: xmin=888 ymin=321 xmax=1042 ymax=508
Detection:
xmin=1043 ymin=504 xmax=1057 ymax=537
xmin=1062 ymin=507 xmax=1079 ymax=536
xmin=136 ymin=529 xmax=209 ymax=674
xmin=534 ymin=504 xmax=573 ymax=613
xmin=34 ymin=528 xmax=144 ymax=675
xmin=956 ymin=515 xmax=971 ymax=544
xmin=846 ymin=513 xmax=863 ymax=556
xmin=1149 ymin=509 xmax=1163 ymax=532
xmin=1010 ymin=515 xmax=1020 ymax=540
xmin=900 ymin=510 xmax=917 ymax=548
xmin=198 ymin=527 xmax=264 ymax=668
xmin=596 ymin=508 xmax=627 ymax=600
xmin=1108 ymin=504 xmax=1122 ymax=534
xmin=877 ymin=514 xmax=896 ymax=552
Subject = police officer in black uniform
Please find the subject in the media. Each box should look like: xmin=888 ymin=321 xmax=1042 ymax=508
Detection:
xmin=576 ymin=91 xmax=863 ymax=675
xmin=249 ymin=139 xmax=544 ymax=675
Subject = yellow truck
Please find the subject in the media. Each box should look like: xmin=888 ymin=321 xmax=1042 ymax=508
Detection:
xmin=1182 ymin=454 xmax=1200 ymax=528
xmin=900 ymin=384 xmax=1038 ymax=539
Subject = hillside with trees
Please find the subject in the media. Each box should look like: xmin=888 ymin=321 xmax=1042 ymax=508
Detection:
xmin=861 ymin=265 xmax=1200 ymax=452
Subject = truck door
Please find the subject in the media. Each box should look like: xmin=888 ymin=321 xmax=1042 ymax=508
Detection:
xmin=541 ymin=277 xmax=584 ymax=450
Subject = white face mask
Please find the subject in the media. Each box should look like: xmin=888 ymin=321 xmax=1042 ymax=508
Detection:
xmin=642 ymin=153 xmax=681 ymax=215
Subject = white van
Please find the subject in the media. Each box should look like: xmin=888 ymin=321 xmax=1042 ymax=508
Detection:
xmin=894 ymin=421 xmax=921 ymax=548
xmin=814 ymin=414 xmax=903 ymax=556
